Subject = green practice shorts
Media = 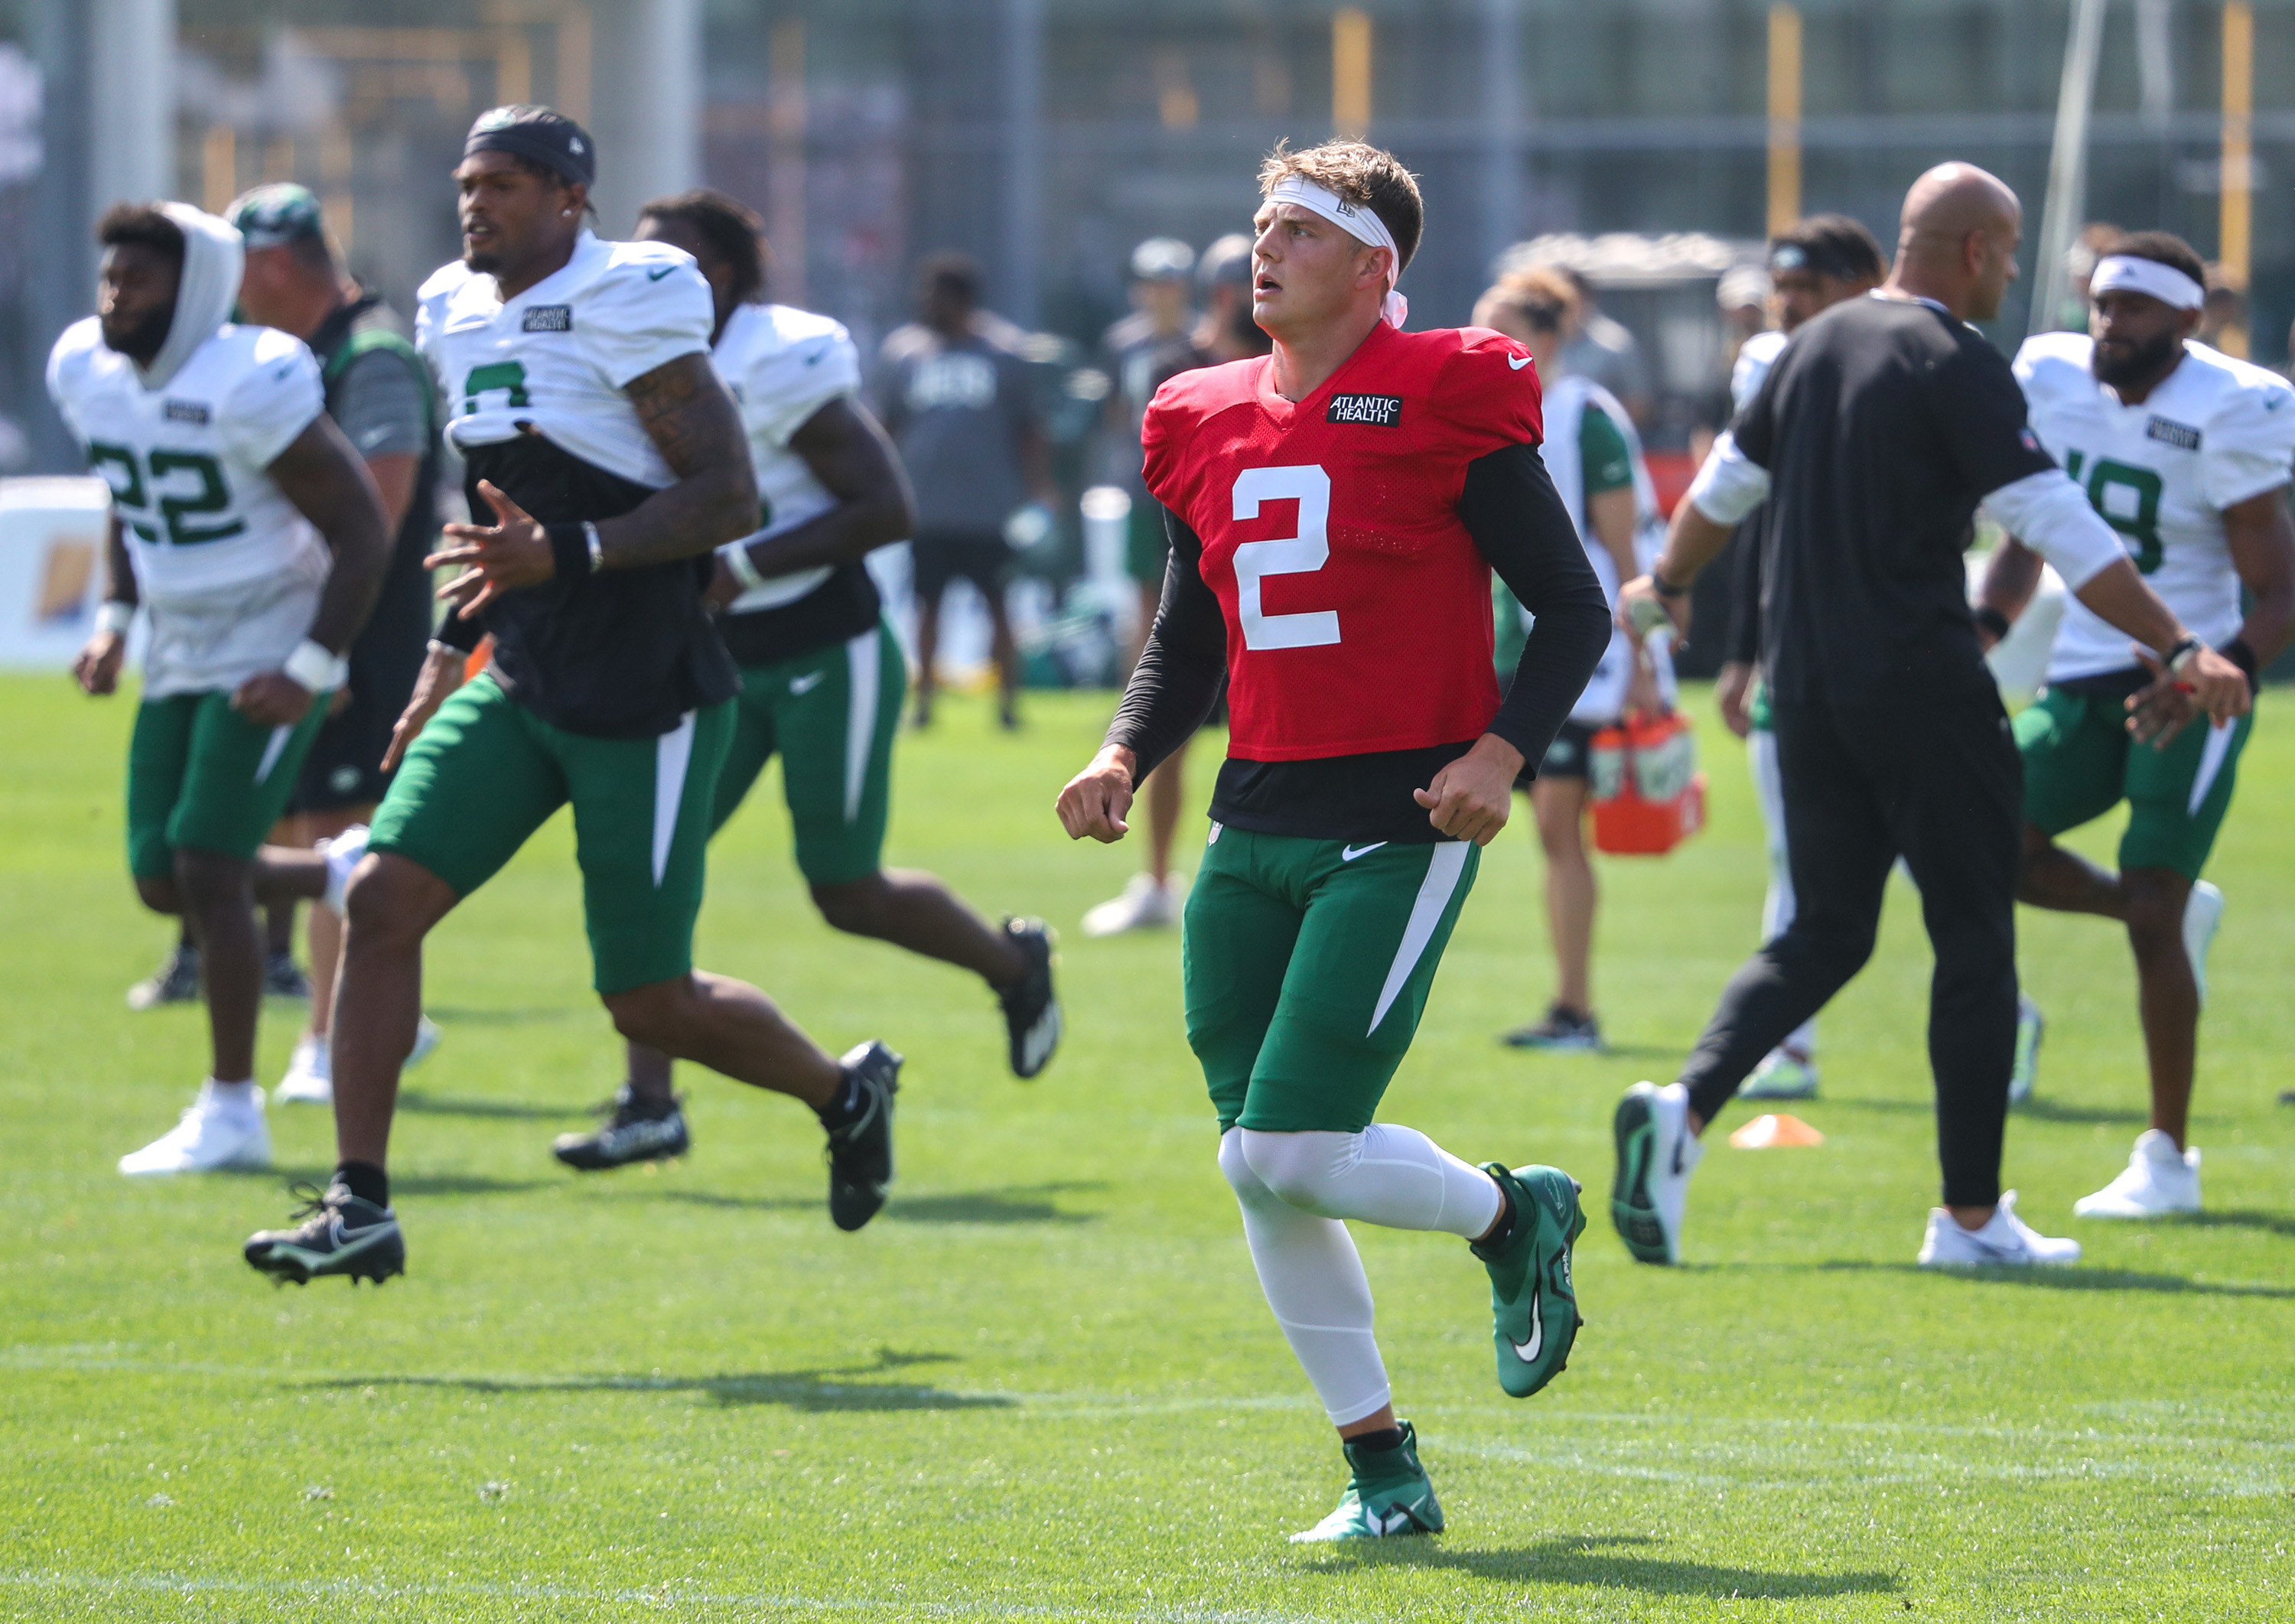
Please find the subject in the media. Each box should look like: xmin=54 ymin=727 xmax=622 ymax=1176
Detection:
xmin=369 ymin=676 xmax=734 ymax=995
xmin=716 ymin=618 xmax=905 ymax=887
xmin=1183 ymin=824 xmax=1480 ymax=1134
xmin=1126 ymin=496 xmax=1171 ymax=585
xmin=128 ymin=689 xmax=332 ymax=879
xmin=2015 ymin=685 xmax=2254 ymax=881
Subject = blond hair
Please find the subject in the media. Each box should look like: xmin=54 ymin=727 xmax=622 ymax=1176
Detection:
xmin=1256 ymin=139 xmax=1424 ymax=272
xmin=1473 ymin=265 xmax=1580 ymax=336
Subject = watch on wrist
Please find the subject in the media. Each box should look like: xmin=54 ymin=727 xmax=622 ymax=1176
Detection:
xmin=1651 ymin=569 xmax=1689 ymax=600
xmin=2165 ymin=635 xmax=2202 ymax=678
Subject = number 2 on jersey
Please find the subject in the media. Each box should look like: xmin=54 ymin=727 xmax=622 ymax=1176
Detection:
xmin=2063 ymin=450 xmax=2164 ymax=574
xmin=1231 ymin=465 xmax=1340 ymax=650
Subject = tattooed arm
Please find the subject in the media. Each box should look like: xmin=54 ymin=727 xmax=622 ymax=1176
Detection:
xmin=429 ymin=351 xmax=760 ymax=618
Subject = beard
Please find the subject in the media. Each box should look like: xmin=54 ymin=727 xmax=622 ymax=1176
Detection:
xmin=103 ymin=301 xmax=174 ymax=364
xmin=2093 ymin=326 xmax=2180 ymax=390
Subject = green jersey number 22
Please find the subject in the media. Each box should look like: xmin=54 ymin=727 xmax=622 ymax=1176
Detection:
xmin=85 ymin=441 xmax=245 ymax=547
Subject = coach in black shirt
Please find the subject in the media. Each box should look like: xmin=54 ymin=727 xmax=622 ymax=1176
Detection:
xmin=1610 ymin=163 xmax=2251 ymax=1269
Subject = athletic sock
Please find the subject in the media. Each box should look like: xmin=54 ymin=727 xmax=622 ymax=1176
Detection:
xmin=203 ymin=1078 xmax=259 ymax=1111
xmin=815 ymin=1069 xmax=868 ymax=1131
xmin=1239 ymin=1124 xmax=1505 ymax=1239
xmin=334 ymin=1160 xmax=389 ymax=1209
xmin=1473 ymin=1177 xmax=1520 ymax=1253
xmin=1345 ymin=1427 xmax=1406 ymax=1456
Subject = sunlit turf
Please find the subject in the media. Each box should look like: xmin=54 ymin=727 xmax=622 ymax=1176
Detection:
xmin=1 ymin=673 xmax=2289 ymax=1622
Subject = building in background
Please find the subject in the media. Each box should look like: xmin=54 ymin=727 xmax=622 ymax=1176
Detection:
xmin=5 ymin=0 xmax=2295 ymax=472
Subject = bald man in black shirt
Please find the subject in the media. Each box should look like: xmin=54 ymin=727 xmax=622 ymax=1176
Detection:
xmin=1610 ymin=163 xmax=2251 ymax=1271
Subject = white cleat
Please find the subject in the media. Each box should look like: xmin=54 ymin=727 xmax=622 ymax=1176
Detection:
xmin=317 ymin=825 xmax=371 ymax=916
xmin=1740 ymin=1050 xmax=1818 ymax=1101
xmin=1081 ymin=871 xmax=1183 ymax=938
xmin=1611 ymin=1079 xmax=1703 ymax=1265
xmin=1916 ymin=1190 xmax=2080 ymax=1268
xmin=2074 ymin=1130 xmax=2201 ymax=1219
xmin=118 ymin=1081 xmax=272 ymax=1176
xmin=2183 ymin=880 xmax=2222 ymax=1006
xmin=2009 ymin=995 xmax=2044 ymax=1104
xmin=406 ymin=1014 xmax=443 ymax=1071
xmin=274 ymin=1033 xmax=333 ymax=1105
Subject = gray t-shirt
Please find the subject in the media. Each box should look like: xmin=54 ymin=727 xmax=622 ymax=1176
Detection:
xmin=332 ymin=346 xmax=431 ymax=462
xmin=875 ymin=322 xmax=1035 ymax=534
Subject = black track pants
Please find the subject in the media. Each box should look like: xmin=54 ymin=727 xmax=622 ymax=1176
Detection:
xmin=1678 ymin=675 xmax=2023 ymax=1208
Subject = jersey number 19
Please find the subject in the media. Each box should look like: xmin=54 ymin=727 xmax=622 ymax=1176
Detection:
xmin=2063 ymin=449 xmax=2164 ymax=574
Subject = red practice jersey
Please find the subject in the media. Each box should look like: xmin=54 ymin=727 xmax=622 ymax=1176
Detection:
xmin=1140 ymin=320 xmax=1545 ymax=761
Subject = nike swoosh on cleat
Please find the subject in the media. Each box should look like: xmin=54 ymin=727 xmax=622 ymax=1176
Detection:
xmin=789 ymin=672 xmax=825 ymax=695
xmin=1340 ymin=842 xmax=1387 ymax=861
xmin=1510 ymin=1291 xmax=1544 ymax=1362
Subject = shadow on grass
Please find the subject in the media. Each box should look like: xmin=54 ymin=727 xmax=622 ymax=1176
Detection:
xmin=1307 ymin=1532 xmax=1895 ymax=1599
xmin=1818 ymin=1260 xmax=2295 ymax=1299
xmin=421 ymin=1005 xmax=589 ymax=1025
xmin=213 ymin=1167 xmax=553 ymax=1198
xmin=308 ymin=1349 xmax=1011 ymax=1411
xmin=2013 ymin=1098 xmax=2152 ymax=1127
xmin=627 ymin=1180 xmax=1105 ymax=1225
xmin=399 ymin=1089 xmax=571 ymax=1121
xmin=2183 ymin=1208 xmax=2295 ymax=1239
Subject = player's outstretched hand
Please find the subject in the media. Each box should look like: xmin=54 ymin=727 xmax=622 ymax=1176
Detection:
xmin=382 ymin=643 xmax=468 ymax=774
xmin=72 ymin=631 xmax=125 ymax=697
xmin=1414 ymin=733 xmax=1524 ymax=847
xmin=428 ymin=480 xmax=556 ymax=620
xmin=233 ymin=671 xmax=317 ymax=727
xmin=1056 ymin=745 xmax=1138 ymax=844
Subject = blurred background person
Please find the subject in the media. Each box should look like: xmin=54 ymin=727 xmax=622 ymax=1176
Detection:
xmin=1477 ymin=264 xmax=1671 ymax=1053
xmin=1715 ymin=264 xmax=1771 ymax=379
xmin=2200 ymin=264 xmax=2248 ymax=356
xmin=876 ymin=252 xmax=1054 ymax=731
xmin=1559 ymin=265 xmax=1652 ymax=429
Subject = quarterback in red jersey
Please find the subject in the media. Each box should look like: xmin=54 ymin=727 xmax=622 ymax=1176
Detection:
xmin=1057 ymin=141 xmax=1612 ymax=1542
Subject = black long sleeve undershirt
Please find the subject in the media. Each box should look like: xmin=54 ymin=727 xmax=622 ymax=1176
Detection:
xmin=1105 ymin=441 xmax=1611 ymax=844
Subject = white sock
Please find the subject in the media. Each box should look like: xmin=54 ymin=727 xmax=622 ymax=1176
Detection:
xmin=1239 ymin=1125 xmax=1504 ymax=1240
xmin=1217 ymin=1128 xmax=1391 ymax=1426
xmin=202 ymin=1078 xmax=259 ymax=1108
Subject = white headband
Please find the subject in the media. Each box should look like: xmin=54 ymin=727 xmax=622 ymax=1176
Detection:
xmin=1265 ymin=176 xmax=1410 ymax=329
xmin=2090 ymin=254 xmax=2205 ymax=312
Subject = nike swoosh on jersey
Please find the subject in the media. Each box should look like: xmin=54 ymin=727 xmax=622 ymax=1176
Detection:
xmin=789 ymin=672 xmax=826 ymax=695
xmin=1510 ymin=1291 xmax=1544 ymax=1362
xmin=1341 ymin=842 xmax=1387 ymax=861
xmin=648 ymin=265 xmax=675 ymax=282
xmin=1508 ymin=353 xmax=1531 ymax=370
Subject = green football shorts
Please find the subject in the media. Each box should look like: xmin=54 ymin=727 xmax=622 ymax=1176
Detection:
xmin=714 ymin=618 xmax=905 ymax=887
xmin=1126 ymin=496 xmax=1171 ymax=585
xmin=128 ymin=688 xmax=332 ymax=879
xmin=2015 ymin=685 xmax=2254 ymax=881
xmin=1183 ymin=824 xmax=1480 ymax=1134
xmin=369 ymin=675 xmax=734 ymax=994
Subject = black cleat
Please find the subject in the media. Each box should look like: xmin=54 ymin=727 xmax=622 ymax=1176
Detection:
xmin=825 ymin=1041 xmax=900 ymax=1232
xmin=552 ymin=1085 xmax=691 ymax=1171
xmin=997 ymin=917 xmax=1062 ymax=1080
xmin=264 ymin=950 xmax=312 ymax=1000
xmin=126 ymin=943 xmax=200 ymax=1010
xmin=245 ymin=1180 xmax=405 ymax=1286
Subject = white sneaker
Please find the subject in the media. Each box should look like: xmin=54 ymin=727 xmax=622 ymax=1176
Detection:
xmin=1740 ymin=1049 xmax=1818 ymax=1100
xmin=317 ymin=825 xmax=371 ymax=915
xmin=1916 ymin=1190 xmax=2081 ymax=1268
xmin=407 ymin=1014 xmax=443 ymax=1070
xmin=2074 ymin=1130 xmax=2201 ymax=1219
xmin=2008 ymin=995 xmax=2044 ymax=1104
xmin=2183 ymin=880 xmax=2222 ymax=1005
xmin=1611 ymin=1080 xmax=1703 ymax=1264
xmin=274 ymin=1034 xmax=333 ymax=1105
xmin=1081 ymin=872 xmax=1183 ymax=938
xmin=118 ymin=1081 xmax=272 ymax=1176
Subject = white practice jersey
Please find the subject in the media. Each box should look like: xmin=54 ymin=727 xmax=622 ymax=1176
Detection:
xmin=2015 ymin=332 xmax=2295 ymax=682
xmin=47 ymin=316 xmax=327 ymax=696
xmin=1730 ymin=328 xmax=1788 ymax=416
xmin=713 ymin=301 xmax=864 ymax=613
xmin=415 ymin=231 xmax=714 ymax=490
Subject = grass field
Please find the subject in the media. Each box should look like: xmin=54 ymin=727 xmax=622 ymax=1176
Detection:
xmin=2 ymin=672 xmax=2291 ymax=1622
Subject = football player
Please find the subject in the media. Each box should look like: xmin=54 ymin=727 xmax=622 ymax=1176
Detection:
xmin=544 ymin=188 xmax=1058 ymax=1173
xmin=242 ymin=106 xmax=897 ymax=1286
xmin=1056 ymin=141 xmax=1611 ymax=1541
xmin=1979 ymin=229 xmax=2295 ymax=1217
xmin=54 ymin=202 xmax=389 ymax=1176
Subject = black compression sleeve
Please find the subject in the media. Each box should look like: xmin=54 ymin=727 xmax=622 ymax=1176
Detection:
xmin=1103 ymin=509 xmax=1226 ymax=783
xmin=1458 ymin=443 xmax=1613 ymax=768
xmin=1725 ymin=514 xmax=1762 ymax=667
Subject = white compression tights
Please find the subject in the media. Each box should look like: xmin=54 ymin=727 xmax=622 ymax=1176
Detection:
xmin=1217 ymin=1125 xmax=1504 ymax=1425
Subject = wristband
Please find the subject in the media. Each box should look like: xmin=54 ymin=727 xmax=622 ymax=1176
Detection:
xmin=1650 ymin=569 xmax=1689 ymax=600
xmin=718 ymin=538 xmax=767 ymax=595
xmin=545 ymin=522 xmax=593 ymax=584
xmin=2225 ymin=636 xmax=2261 ymax=694
xmin=95 ymin=600 xmax=134 ymax=637
xmin=1972 ymin=605 xmax=2012 ymax=642
xmin=2164 ymin=634 xmax=2202 ymax=678
xmin=282 ymin=638 xmax=349 ymax=693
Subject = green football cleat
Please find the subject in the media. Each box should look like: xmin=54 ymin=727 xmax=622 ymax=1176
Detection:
xmin=1473 ymin=1163 xmax=1586 ymax=1399
xmin=1288 ymin=1421 xmax=1444 ymax=1543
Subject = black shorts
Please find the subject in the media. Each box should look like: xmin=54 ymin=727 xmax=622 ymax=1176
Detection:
xmin=912 ymin=529 xmax=1012 ymax=602
xmin=287 ymin=567 xmax=432 ymax=816
xmin=1533 ymin=718 xmax=1600 ymax=783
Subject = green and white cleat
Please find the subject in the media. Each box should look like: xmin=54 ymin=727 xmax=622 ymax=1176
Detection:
xmin=1289 ymin=1421 xmax=1444 ymax=1543
xmin=1740 ymin=1049 xmax=1818 ymax=1101
xmin=2008 ymin=995 xmax=2043 ymax=1105
xmin=1611 ymin=1080 xmax=1701 ymax=1264
xmin=1473 ymin=1163 xmax=1585 ymax=1399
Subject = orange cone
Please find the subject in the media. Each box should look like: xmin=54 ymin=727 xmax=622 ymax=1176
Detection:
xmin=1727 ymin=1112 xmax=1825 ymax=1149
